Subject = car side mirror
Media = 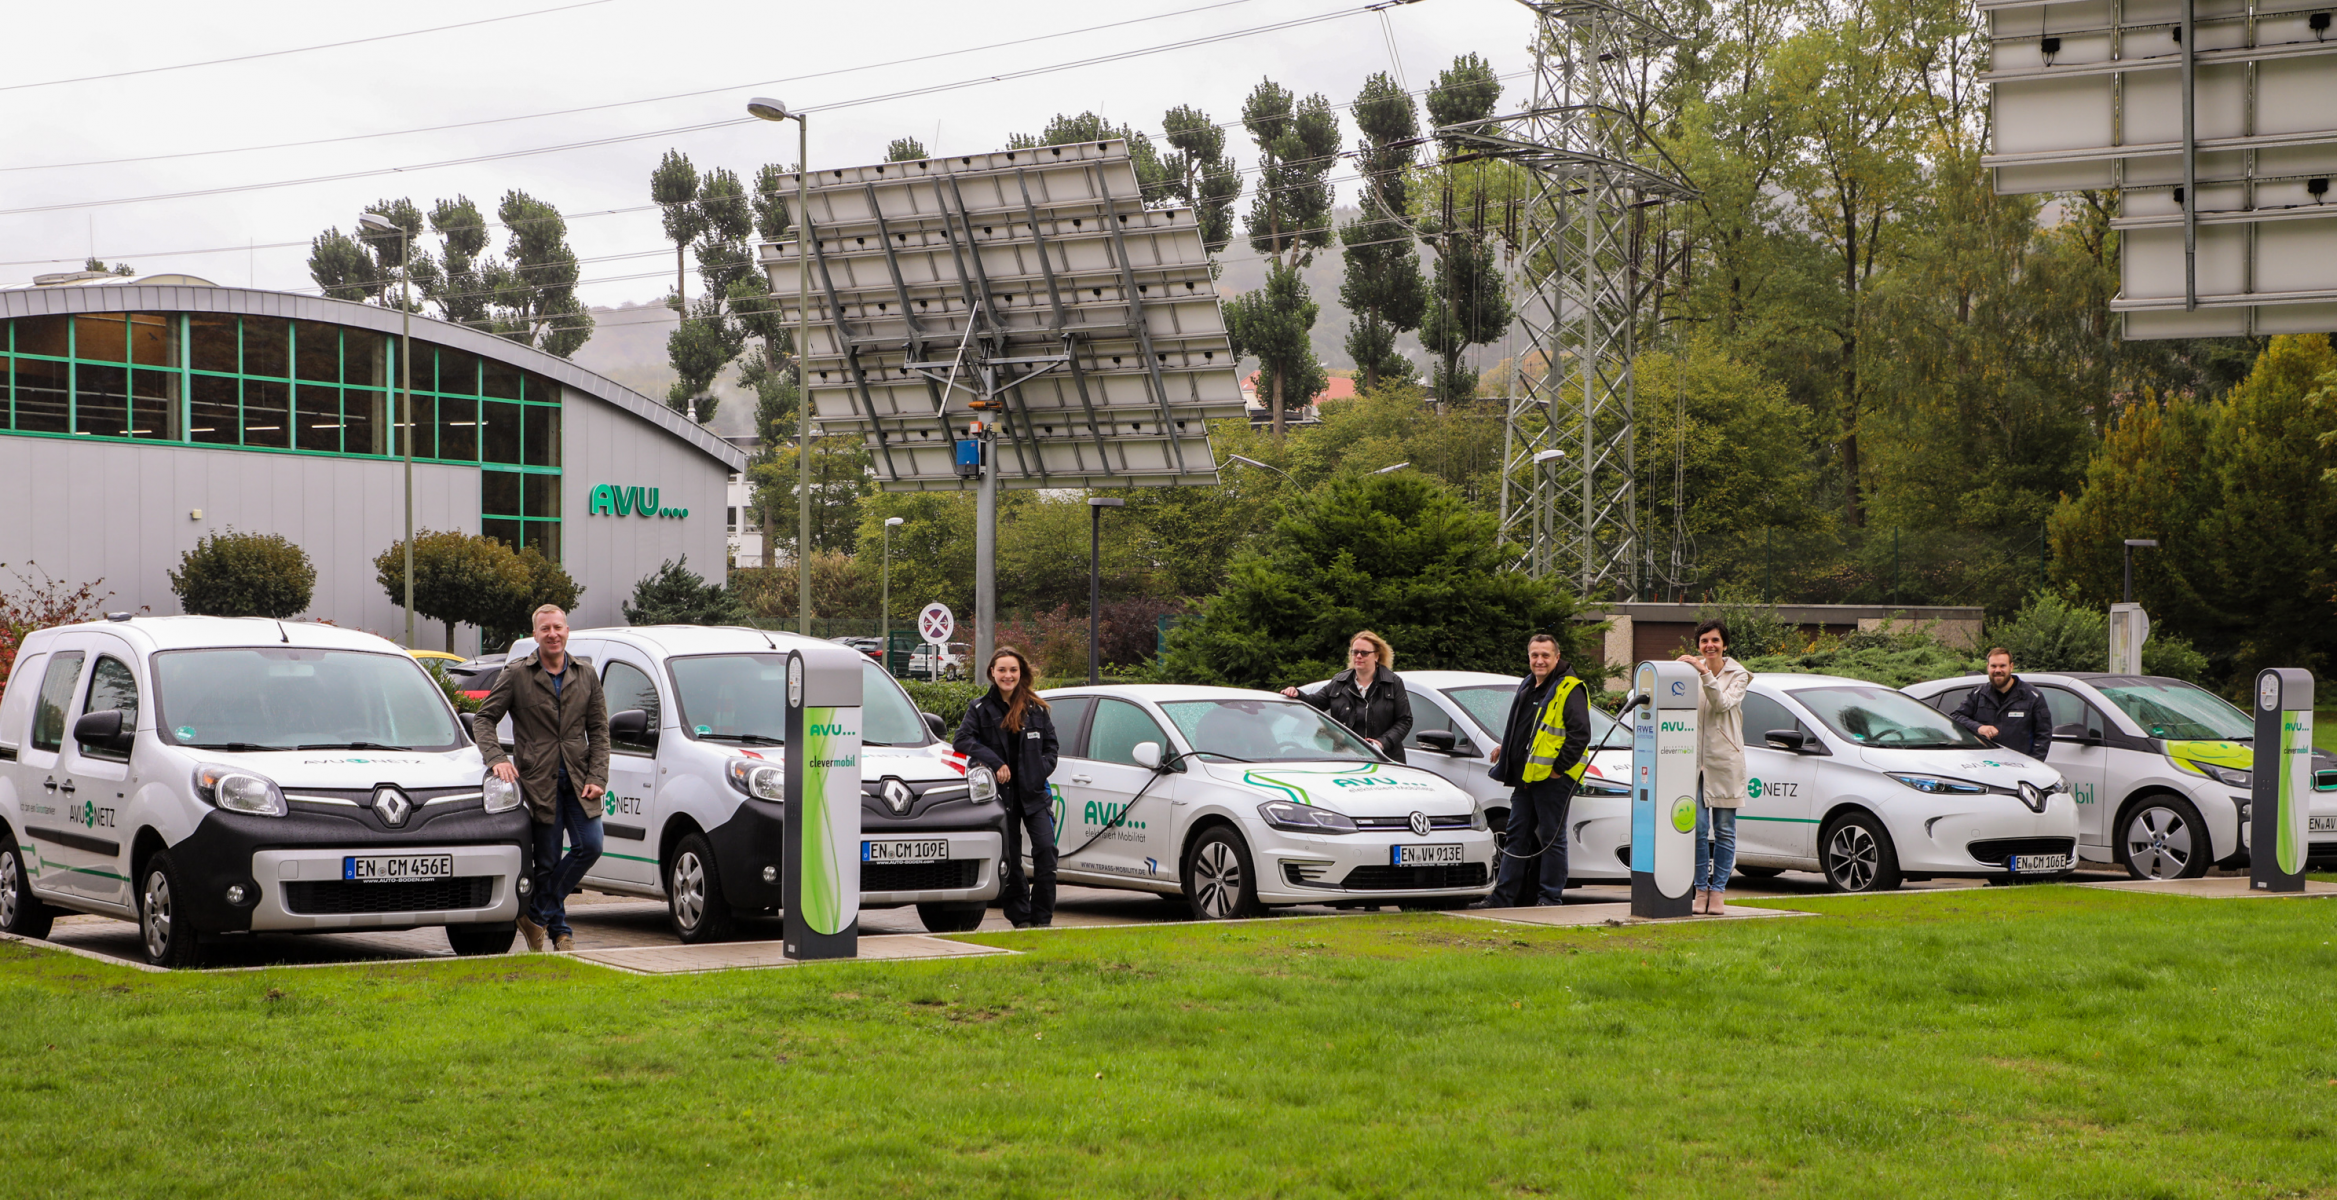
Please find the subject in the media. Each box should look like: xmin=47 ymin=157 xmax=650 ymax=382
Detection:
xmin=73 ymin=708 xmax=131 ymax=752
xmin=1764 ymin=728 xmax=1809 ymax=752
xmin=1133 ymin=740 xmax=1165 ymax=771
xmin=1415 ymin=730 xmax=1459 ymax=755
xmin=923 ymin=712 xmax=947 ymax=739
xmin=609 ymin=709 xmax=652 ymax=743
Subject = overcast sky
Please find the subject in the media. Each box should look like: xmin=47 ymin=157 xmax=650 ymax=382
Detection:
xmin=2 ymin=0 xmax=1544 ymax=317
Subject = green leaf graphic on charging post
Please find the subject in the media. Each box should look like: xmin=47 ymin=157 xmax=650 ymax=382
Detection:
xmin=799 ymin=707 xmax=847 ymax=935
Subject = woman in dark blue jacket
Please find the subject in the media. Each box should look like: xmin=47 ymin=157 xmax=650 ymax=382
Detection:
xmin=953 ymin=646 xmax=1061 ymax=928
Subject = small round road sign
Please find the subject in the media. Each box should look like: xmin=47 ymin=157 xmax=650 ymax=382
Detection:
xmin=918 ymin=602 xmax=955 ymax=646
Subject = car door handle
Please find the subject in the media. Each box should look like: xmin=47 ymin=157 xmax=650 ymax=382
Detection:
xmin=1069 ymin=775 xmax=1093 ymax=785
xmin=57 ymin=780 xmax=75 ymax=795
xmin=42 ymin=775 xmax=59 ymax=793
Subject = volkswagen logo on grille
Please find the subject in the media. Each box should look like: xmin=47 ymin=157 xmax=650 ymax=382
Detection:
xmin=1407 ymin=811 xmax=1432 ymax=837
xmin=881 ymin=778 xmax=915 ymax=815
xmin=372 ymin=786 xmax=412 ymax=827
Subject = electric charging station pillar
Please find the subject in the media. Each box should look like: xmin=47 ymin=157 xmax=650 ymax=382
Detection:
xmin=783 ymin=644 xmax=864 ymax=959
xmin=1631 ymin=660 xmax=1699 ymax=918
xmin=2251 ymin=668 xmax=2314 ymax=893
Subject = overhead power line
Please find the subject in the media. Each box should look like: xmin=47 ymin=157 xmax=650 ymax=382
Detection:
xmin=0 ymin=1 xmax=1383 ymax=219
xmin=0 ymin=0 xmax=1269 ymax=175
xmin=0 ymin=0 xmax=624 ymax=94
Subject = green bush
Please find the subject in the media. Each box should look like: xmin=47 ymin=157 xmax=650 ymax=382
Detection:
xmin=1687 ymin=586 xmax=1799 ymax=659
xmin=170 ymin=530 xmax=314 ymax=618
xmin=901 ymin=680 xmax=985 ymax=731
xmin=624 ymin=556 xmax=746 ymax=626
xmin=1987 ymin=592 xmax=2211 ymax=683
xmin=1742 ymin=643 xmax=1984 ymax=688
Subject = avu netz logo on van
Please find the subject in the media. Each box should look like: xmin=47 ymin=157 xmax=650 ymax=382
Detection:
xmin=586 ymin=484 xmax=690 ymax=520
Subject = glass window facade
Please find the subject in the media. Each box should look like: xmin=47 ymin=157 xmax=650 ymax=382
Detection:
xmin=0 ymin=311 xmax=564 ymax=558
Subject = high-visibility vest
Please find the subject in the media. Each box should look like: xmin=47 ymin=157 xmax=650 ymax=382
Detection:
xmin=1520 ymin=673 xmax=1590 ymax=784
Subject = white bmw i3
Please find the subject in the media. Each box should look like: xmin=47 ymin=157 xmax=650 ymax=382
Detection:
xmin=1034 ymin=685 xmax=1498 ymax=918
xmin=1728 ymin=674 xmax=2080 ymax=891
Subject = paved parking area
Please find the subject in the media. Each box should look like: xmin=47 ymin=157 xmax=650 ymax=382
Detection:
xmin=29 ymin=865 xmax=2155 ymax=972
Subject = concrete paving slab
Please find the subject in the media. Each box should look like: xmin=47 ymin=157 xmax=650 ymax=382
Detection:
xmin=1454 ymin=901 xmax=1813 ymax=928
xmin=2075 ymin=876 xmax=2337 ymax=898
xmin=570 ymin=934 xmax=1014 ymax=975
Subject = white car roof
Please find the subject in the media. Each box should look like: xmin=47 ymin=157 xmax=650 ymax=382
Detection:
xmin=1040 ymin=683 xmax=1281 ymax=703
xmin=1905 ymin=673 xmax=2105 ymax=695
xmin=510 ymin=625 xmax=843 ymax=660
xmin=22 ymin=615 xmax=410 ymax=656
xmin=1754 ymin=672 xmax=1901 ymax=690
xmin=1383 ymin=670 xmax=1521 ymax=689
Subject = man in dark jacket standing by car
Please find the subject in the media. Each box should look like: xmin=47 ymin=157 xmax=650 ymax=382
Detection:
xmin=1482 ymin=633 xmax=1592 ymax=907
xmin=474 ymin=605 xmax=610 ymax=952
xmin=1950 ymin=647 xmax=2051 ymax=761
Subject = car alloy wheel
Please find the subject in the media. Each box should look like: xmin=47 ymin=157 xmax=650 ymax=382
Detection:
xmin=0 ymin=850 xmax=20 ymax=929
xmin=667 ymin=832 xmax=734 ymax=943
xmin=1826 ymin=823 xmax=1879 ymax=891
xmin=2122 ymin=801 xmax=2200 ymax=879
xmin=671 ymin=851 xmax=706 ymax=930
xmin=1191 ymin=840 xmax=1244 ymax=919
xmin=142 ymin=870 xmax=174 ymax=961
xmin=0 ymin=846 xmax=46 ymax=940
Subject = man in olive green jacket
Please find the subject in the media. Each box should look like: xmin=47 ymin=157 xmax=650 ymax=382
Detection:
xmin=473 ymin=605 xmax=610 ymax=952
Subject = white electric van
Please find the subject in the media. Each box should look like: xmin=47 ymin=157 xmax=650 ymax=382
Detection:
xmin=0 ymin=617 xmax=530 ymax=967
xmin=497 ymin=626 xmax=1004 ymax=939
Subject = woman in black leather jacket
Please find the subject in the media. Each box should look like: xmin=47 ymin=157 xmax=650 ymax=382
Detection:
xmin=1280 ymin=629 xmax=1413 ymax=763
xmin=953 ymin=646 xmax=1060 ymax=928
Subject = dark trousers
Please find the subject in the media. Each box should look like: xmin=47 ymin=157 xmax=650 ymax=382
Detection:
xmin=999 ymin=791 xmax=1058 ymax=926
xmin=1488 ymin=777 xmax=1574 ymax=907
xmin=528 ymin=778 xmax=603 ymax=938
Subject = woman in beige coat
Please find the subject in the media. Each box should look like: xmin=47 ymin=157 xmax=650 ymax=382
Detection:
xmin=1676 ymin=619 xmax=1752 ymax=914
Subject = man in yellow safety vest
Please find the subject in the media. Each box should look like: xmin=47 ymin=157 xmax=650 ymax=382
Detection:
xmin=1481 ymin=632 xmax=1591 ymax=907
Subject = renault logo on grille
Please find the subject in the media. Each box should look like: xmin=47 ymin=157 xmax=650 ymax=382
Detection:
xmin=1408 ymin=811 xmax=1432 ymax=837
xmin=881 ymin=778 xmax=915 ymax=815
xmin=372 ymin=786 xmax=412 ymax=827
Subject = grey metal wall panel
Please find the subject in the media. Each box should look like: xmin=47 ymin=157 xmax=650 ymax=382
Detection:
xmin=558 ymin=384 xmax=727 ymax=632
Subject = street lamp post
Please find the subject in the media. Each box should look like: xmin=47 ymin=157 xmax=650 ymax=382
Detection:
xmin=1370 ymin=461 xmax=1411 ymax=475
xmin=1087 ymin=498 xmax=1125 ymax=684
xmin=747 ymin=97 xmax=813 ymax=638
xmin=881 ymin=516 xmax=904 ymax=671
xmin=1532 ymin=448 xmax=1567 ymax=580
xmin=1224 ymin=454 xmax=1294 ymax=483
xmin=2122 ymin=538 xmax=2160 ymax=604
xmin=358 ymin=211 xmax=414 ymax=650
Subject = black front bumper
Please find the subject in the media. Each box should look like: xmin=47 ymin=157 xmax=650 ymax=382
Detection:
xmin=705 ymin=794 xmax=1007 ymax=912
xmin=170 ymin=802 xmax=532 ymax=935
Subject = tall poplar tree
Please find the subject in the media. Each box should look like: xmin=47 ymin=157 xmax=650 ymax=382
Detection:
xmin=1339 ymin=72 xmax=1428 ymax=392
xmin=1236 ymin=78 xmax=1339 ymax=436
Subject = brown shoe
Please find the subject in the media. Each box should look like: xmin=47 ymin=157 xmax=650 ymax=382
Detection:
xmin=517 ymin=915 xmax=547 ymax=952
xmin=1709 ymin=891 xmax=1729 ymax=916
xmin=553 ymin=933 xmax=575 ymax=952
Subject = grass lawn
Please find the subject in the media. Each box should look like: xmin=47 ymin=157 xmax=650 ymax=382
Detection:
xmin=6 ymin=889 xmax=2337 ymax=1198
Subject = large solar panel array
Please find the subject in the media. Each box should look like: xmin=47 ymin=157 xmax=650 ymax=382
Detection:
xmin=1982 ymin=0 xmax=2337 ymax=337
xmin=757 ymin=140 xmax=1241 ymax=489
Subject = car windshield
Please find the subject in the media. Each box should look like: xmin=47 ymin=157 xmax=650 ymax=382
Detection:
xmin=154 ymin=647 xmax=466 ymax=751
xmin=1788 ymin=685 xmax=1986 ymax=749
xmin=668 ymin=655 xmax=927 ymax=746
xmin=1442 ymin=683 xmax=1624 ymax=749
xmin=1157 ymin=698 xmax=1381 ymax=763
xmin=2097 ymin=679 xmax=2253 ymax=741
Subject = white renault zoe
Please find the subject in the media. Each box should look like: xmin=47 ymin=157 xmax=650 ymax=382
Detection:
xmin=1729 ymin=674 xmax=2079 ymax=892
xmin=1034 ymin=685 xmax=1497 ymax=918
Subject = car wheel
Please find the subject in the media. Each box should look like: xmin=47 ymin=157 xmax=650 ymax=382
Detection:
xmin=0 ymin=842 xmax=54 ymax=940
xmin=2118 ymin=795 xmax=2211 ymax=880
xmin=1820 ymin=812 xmax=1902 ymax=894
xmin=139 ymin=852 xmax=203 ymax=969
xmin=667 ymin=832 xmax=736 ymax=943
xmin=445 ymin=922 xmax=517 ymax=956
xmin=916 ymin=902 xmax=987 ymax=933
xmin=1183 ymin=827 xmax=1262 ymax=920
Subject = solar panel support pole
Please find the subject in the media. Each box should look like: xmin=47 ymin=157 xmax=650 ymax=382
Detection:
xmin=975 ymin=419 xmax=997 ymax=671
xmin=2180 ymin=0 xmax=2197 ymax=312
xmin=795 ymin=115 xmax=814 ymax=634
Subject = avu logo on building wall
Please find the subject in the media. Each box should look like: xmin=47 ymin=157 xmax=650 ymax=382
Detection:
xmin=586 ymin=484 xmax=690 ymax=519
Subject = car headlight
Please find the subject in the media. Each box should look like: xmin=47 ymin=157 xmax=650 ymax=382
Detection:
xmin=966 ymin=765 xmax=999 ymax=805
xmin=1469 ymin=799 xmax=1489 ymax=831
xmin=726 ymin=757 xmax=785 ymax=801
xmin=1886 ymin=772 xmax=1988 ymax=795
xmin=192 ymin=764 xmax=286 ymax=817
xmin=482 ymin=772 xmax=523 ymax=814
xmin=2178 ymin=759 xmax=2252 ymax=789
xmin=1256 ymin=800 xmax=1357 ymax=834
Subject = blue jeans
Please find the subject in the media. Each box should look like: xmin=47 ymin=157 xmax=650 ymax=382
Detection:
xmin=1696 ymin=804 xmax=1738 ymax=892
xmin=1488 ymin=777 xmax=1574 ymax=906
xmin=528 ymin=779 xmax=603 ymax=938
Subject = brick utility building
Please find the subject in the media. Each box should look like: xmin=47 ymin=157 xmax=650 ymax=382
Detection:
xmin=0 ymin=275 xmax=743 ymax=649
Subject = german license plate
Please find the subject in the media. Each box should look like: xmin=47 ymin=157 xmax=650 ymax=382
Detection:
xmin=344 ymin=854 xmax=453 ymax=882
xmin=2010 ymin=853 xmax=2072 ymax=873
xmin=2310 ymin=817 xmax=2337 ymax=833
xmin=1392 ymin=844 xmax=1464 ymax=867
xmin=863 ymin=839 xmax=948 ymax=864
